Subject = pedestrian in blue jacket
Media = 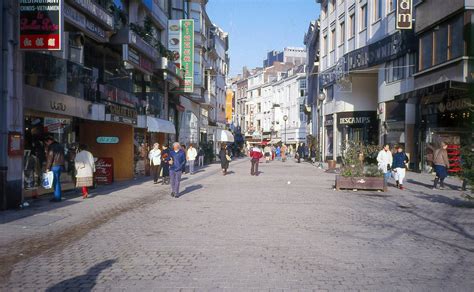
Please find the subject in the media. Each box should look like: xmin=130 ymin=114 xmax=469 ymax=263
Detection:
xmin=392 ymin=146 xmax=409 ymax=190
xmin=169 ymin=142 xmax=186 ymax=197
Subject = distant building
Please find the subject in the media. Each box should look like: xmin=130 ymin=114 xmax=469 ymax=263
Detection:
xmin=263 ymin=47 xmax=307 ymax=68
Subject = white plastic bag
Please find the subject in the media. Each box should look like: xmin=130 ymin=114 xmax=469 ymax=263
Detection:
xmin=42 ymin=171 xmax=54 ymax=189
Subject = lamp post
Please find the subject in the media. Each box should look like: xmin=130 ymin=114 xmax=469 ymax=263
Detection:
xmin=270 ymin=125 xmax=274 ymax=145
xmin=283 ymin=115 xmax=288 ymax=145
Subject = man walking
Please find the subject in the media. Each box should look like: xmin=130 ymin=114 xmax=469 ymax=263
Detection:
xmin=187 ymin=144 xmax=197 ymax=175
xmin=392 ymin=145 xmax=409 ymax=190
xmin=169 ymin=142 xmax=186 ymax=197
xmin=44 ymin=136 xmax=65 ymax=202
xmin=148 ymin=143 xmax=161 ymax=184
xmin=198 ymin=147 xmax=205 ymax=167
xmin=250 ymin=146 xmax=263 ymax=176
xmin=377 ymin=144 xmax=393 ymax=187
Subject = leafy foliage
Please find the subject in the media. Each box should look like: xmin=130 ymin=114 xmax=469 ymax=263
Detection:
xmin=130 ymin=17 xmax=176 ymax=60
xmin=461 ymin=145 xmax=474 ymax=192
xmin=340 ymin=141 xmax=382 ymax=177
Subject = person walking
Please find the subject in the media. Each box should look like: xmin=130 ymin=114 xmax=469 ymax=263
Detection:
xmin=392 ymin=145 xmax=409 ymax=190
xmin=169 ymin=142 xmax=186 ymax=197
xmin=187 ymin=144 xmax=198 ymax=175
xmin=250 ymin=146 xmax=263 ymax=176
xmin=74 ymin=144 xmax=95 ymax=199
xmin=264 ymin=145 xmax=272 ymax=163
xmin=161 ymin=145 xmax=170 ymax=185
xmin=433 ymin=142 xmax=450 ymax=190
xmin=148 ymin=143 xmax=161 ymax=184
xmin=198 ymin=147 xmax=205 ymax=167
xmin=44 ymin=136 xmax=65 ymax=202
xmin=281 ymin=144 xmax=287 ymax=162
xmin=218 ymin=144 xmax=230 ymax=175
xmin=377 ymin=144 xmax=393 ymax=187
xmin=275 ymin=146 xmax=281 ymax=161
xmin=297 ymin=143 xmax=304 ymax=163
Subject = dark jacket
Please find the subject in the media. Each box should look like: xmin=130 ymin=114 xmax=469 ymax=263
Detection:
xmin=169 ymin=149 xmax=186 ymax=172
xmin=46 ymin=142 xmax=65 ymax=169
xmin=161 ymin=148 xmax=170 ymax=176
xmin=392 ymin=152 xmax=409 ymax=169
xmin=218 ymin=149 xmax=229 ymax=169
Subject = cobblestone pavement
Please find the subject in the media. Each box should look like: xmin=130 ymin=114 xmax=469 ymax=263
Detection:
xmin=1 ymin=158 xmax=474 ymax=291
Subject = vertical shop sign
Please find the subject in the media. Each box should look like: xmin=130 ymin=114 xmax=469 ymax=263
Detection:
xmin=94 ymin=157 xmax=114 ymax=184
xmin=19 ymin=0 xmax=62 ymax=50
xmin=168 ymin=20 xmax=181 ymax=68
xmin=181 ymin=19 xmax=194 ymax=93
xmin=396 ymin=0 xmax=413 ymax=30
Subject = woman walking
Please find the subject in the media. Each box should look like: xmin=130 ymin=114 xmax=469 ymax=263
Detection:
xmin=74 ymin=144 xmax=95 ymax=199
xmin=218 ymin=144 xmax=230 ymax=175
xmin=148 ymin=143 xmax=161 ymax=184
xmin=392 ymin=146 xmax=409 ymax=190
xmin=433 ymin=142 xmax=450 ymax=190
xmin=161 ymin=145 xmax=171 ymax=185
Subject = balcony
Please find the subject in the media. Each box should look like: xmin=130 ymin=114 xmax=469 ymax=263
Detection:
xmin=110 ymin=28 xmax=158 ymax=61
xmin=141 ymin=0 xmax=168 ymax=30
xmin=155 ymin=57 xmax=183 ymax=88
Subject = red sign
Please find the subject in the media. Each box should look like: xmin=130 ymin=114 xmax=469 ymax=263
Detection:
xmin=94 ymin=157 xmax=114 ymax=184
xmin=8 ymin=132 xmax=23 ymax=156
xmin=19 ymin=1 xmax=62 ymax=50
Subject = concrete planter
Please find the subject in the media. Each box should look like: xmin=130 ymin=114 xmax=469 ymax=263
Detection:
xmin=335 ymin=175 xmax=386 ymax=192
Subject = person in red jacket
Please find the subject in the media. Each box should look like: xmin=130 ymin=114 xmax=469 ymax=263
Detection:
xmin=250 ymin=146 xmax=263 ymax=176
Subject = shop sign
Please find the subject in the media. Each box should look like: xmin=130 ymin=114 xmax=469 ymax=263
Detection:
xmin=106 ymin=104 xmax=138 ymax=125
xmin=181 ymin=19 xmax=194 ymax=93
xmin=96 ymin=136 xmax=119 ymax=144
xmin=70 ymin=0 xmax=114 ymax=30
xmin=368 ymin=31 xmax=415 ymax=67
xmin=422 ymin=98 xmax=472 ymax=115
xmin=396 ymin=0 xmax=413 ymax=30
xmin=50 ymin=101 xmax=67 ymax=112
xmin=44 ymin=117 xmax=70 ymax=133
xmin=64 ymin=4 xmax=107 ymax=42
xmin=19 ymin=0 xmax=62 ymax=50
xmin=168 ymin=20 xmax=181 ymax=69
xmin=94 ymin=157 xmax=114 ymax=184
xmin=347 ymin=46 xmax=369 ymax=71
xmin=324 ymin=115 xmax=334 ymax=127
xmin=99 ymin=84 xmax=138 ymax=108
xmin=8 ymin=132 xmax=23 ymax=157
xmin=337 ymin=111 xmax=377 ymax=127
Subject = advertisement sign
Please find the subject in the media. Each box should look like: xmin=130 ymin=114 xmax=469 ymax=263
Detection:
xmin=44 ymin=117 xmax=70 ymax=133
xmin=168 ymin=19 xmax=194 ymax=93
xmin=64 ymin=3 xmax=107 ymax=42
xmin=105 ymin=104 xmax=138 ymax=125
xmin=181 ymin=19 xmax=194 ymax=93
xmin=94 ymin=157 xmax=114 ymax=184
xmin=19 ymin=0 xmax=62 ymax=50
xmin=96 ymin=136 xmax=120 ymax=144
xmin=396 ymin=0 xmax=413 ymax=30
xmin=225 ymin=89 xmax=234 ymax=123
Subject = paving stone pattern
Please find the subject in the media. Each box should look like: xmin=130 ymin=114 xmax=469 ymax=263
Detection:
xmin=1 ymin=159 xmax=473 ymax=291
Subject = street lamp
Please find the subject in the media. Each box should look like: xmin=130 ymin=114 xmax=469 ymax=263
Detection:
xmin=283 ymin=115 xmax=288 ymax=145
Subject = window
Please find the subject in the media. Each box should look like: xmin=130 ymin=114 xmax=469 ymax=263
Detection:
xmin=374 ymin=0 xmax=382 ymax=21
xmin=330 ymin=0 xmax=336 ymax=13
xmin=387 ymin=0 xmax=396 ymax=13
xmin=299 ymin=79 xmax=307 ymax=90
xmin=349 ymin=14 xmax=355 ymax=38
xmin=339 ymin=21 xmax=345 ymax=44
xmin=326 ymin=86 xmax=334 ymax=102
xmin=330 ymin=28 xmax=336 ymax=51
xmin=408 ymin=53 xmax=416 ymax=76
xmin=360 ymin=5 xmax=368 ymax=31
xmin=385 ymin=56 xmax=405 ymax=83
xmin=449 ymin=16 xmax=463 ymax=59
xmin=323 ymin=34 xmax=328 ymax=55
xmin=435 ymin=24 xmax=448 ymax=65
xmin=419 ymin=32 xmax=433 ymax=70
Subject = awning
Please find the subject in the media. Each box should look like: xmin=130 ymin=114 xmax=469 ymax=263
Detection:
xmin=147 ymin=116 xmax=176 ymax=134
xmin=216 ymin=129 xmax=234 ymax=142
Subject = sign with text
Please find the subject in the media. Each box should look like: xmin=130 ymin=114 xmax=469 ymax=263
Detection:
xmin=396 ymin=0 xmax=413 ymax=30
xmin=19 ymin=0 xmax=62 ymax=50
xmin=181 ymin=19 xmax=194 ymax=93
xmin=94 ymin=157 xmax=114 ymax=184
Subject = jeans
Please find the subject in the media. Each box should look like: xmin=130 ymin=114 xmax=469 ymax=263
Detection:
xmin=383 ymin=172 xmax=391 ymax=186
xmin=251 ymin=159 xmax=259 ymax=175
xmin=170 ymin=170 xmax=182 ymax=195
xmin=198 ymin=156 xmax=204 ymax=167
xmin=52 ymin=165 xmax=62 ymax=200
xmin=188 ymin=160 xmax=195 ymax=174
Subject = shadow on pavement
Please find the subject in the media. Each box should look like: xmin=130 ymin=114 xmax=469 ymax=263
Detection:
xmin=415 ymin=193 xmax=474 ymax=209
xmin=46 ymin=259 xmax=116 ymax=291
xmin=406 ymin=178 xmax=461 ymax=191
xmin=178 ymin=184 xmax=203 ymax=197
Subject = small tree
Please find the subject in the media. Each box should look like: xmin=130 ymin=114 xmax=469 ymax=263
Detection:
xmin=340 ymin=141 xmax=382 ymax=177
xmin=461 ymin=145 xmax=474 ymax=193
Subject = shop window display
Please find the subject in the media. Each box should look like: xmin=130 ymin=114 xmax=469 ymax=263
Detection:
xmin=24 ymin=116 xmax=76 ymax=190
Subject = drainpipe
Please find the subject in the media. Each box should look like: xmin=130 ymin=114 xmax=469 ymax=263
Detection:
xmin=0 ymin=0 xmax=7 ymax=209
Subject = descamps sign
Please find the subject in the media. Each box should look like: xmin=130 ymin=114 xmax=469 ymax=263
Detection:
xmin=337 ymin=111 xmax=377 ymax=127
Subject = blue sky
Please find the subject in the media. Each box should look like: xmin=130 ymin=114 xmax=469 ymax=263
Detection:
xmin=207 ymin=0 xmax=320 ymax=77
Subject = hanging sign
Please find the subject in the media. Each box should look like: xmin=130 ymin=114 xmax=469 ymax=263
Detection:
xmin=19 ymin=0 xmax=62 ymax=50
xmin=396 ymin=0 xmax=413 ymax=30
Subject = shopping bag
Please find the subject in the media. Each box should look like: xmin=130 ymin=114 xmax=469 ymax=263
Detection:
xmin=226 ymin=155 xmax=232 ymax=161
xmin=42 ymin=171 xmax=54 ymax=189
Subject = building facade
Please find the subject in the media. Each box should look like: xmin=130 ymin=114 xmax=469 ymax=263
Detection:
xmin=317 ymin=0 xmax=416 ymax=162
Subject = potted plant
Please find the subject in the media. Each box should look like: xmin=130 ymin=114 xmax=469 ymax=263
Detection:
xmin=335 ymin=141 xmax=386 ymax=192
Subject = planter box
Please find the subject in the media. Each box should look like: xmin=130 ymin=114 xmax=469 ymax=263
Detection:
xmin=335 ymin=175 xmax=387 ymax=192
